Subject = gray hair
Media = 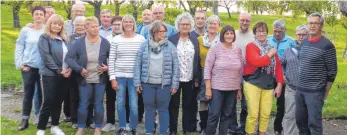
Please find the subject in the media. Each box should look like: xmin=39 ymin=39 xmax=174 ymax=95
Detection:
xmin=308 ymin=12 xmax=324 ymax=25
xmin=150 ymin=21 xmax=167 ymax=39
xmin=73 ymin=16 xmax=86 ymax=25
xmin=273 ymin=20 xmax=286 ymax=29
xmin=122 ymin=15 xmax=137 ymax=33
xmin=72 ymin=3 xmax=85 ymax=11
xmin=194 ymin=10 xmax=207 ymax=18
xmin=296 ymin=24 xmax=308 ymax=33
xmin=206 ymin=15 xmax=220 ymax=27
xmin=174 ymin=12 xmax=195 ymax=32
xmin=101 ymin=9 xmax=112 ymax=15
xmin=45 ymin=6 xmax=55 ymax=13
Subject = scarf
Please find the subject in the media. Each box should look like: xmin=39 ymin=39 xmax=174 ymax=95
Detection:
xmin=202 ymin=32 xmax=220 ymax=48
xmin=253 ymin=40 xmax=276 ymax=75
xmin=149 ymin=39 xmax=167 ymax=54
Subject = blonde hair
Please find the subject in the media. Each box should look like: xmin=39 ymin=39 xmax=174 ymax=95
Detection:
xmin=45 ymin=14 xmax=68 ymax=41
xmin=121 ymin=15 xmax=137 ymax=33
xmin=85 ymin=16 xmax=99 ymax=27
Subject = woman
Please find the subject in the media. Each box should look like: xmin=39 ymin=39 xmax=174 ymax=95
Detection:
xmin=15 ymin=6 xmax=45 ymax=131
xmin=281 ymin=25 xmax=308 ymax=135
xmin=196 ymin=15 xmax=221 ymax=134
xmin=168 ymin=12 xmax=201 ymax=135
xmin=69 ymin=16 xmax=87 ymax=44
xmin=36 ymin=14 xmax=70 ymax=135
xmin=108 ymin=15 xmax=145 ymax=135
xmin=243 ymin=21 xmax=284 ymax=135
xmin=65 ymin=16 xmax=110 ymax=135
xmin=133 ymin=21 xmax=180 ymax=135
xmin=204 ymin=25 xmax=243 ymax=135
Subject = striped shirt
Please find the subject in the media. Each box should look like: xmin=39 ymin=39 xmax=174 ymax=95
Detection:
xmin=282 ymin=47 xmax=300 ymax=90
xmin=204 ymin=43 xmax=243 ymax=90
xmin=109 ymin=34 xmax=145 ymax=80
xmin=298 ymin=36 xmax=337 ymax=92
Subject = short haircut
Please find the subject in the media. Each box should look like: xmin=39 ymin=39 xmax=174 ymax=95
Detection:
xmin=194 ymin=10 xmax=207 ymax=18
xmin=296 ymin=24 xmax=309 ymax=33
xmin=73 ymin=16 xmax=86 ymax=25
xmin=174 ymin=12 xmax=195 ymax=32
xmin=121 ymin=15 xmax=137 ymax=32
xmin=31 ymin=6 xmax=46 ymax=16
xmin=72 ymin=3 xmax=85 ymax=11
xmin=85 ymin=16 xmax=99 ymax=27
xmin=220 ymin=25 xmax=236 ymax=43
xmin=111 ymin=16 xmax=123 ymax=24
xmin=273 ymin=19 xmax=286 ymax=29
xmin=308 ymin=12 xmax=324 ymax=25
xmin=45 ymin=6 xmax=55 ymax=13
xmin=101 ymin=9 xmax=112 ymax=15
xmin=150 ymin=21 xmax=167 ymax=39
xmin=253 ymin=21 xmax=268 ymax=35
xmin=45 ymin=14 xmax=68 ymax=41
xmin=206 ymin=15 xmax=220 ymax=27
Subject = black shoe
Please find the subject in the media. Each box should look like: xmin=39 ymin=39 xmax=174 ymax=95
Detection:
xmin=169 ymin=132 xmax=177 ymax=135
xmin=274 ymin=131 xmax=283 ymax=135
xmin=117 ymin=128 xmax=127 ymax=135
xmin=199 ymin=130 xmax=206 ymax=135
xmin=63 ymin=117 xmax=71 ymax=122
xmin=131 ymin=129 xmax=136 ymax=135
xmin=17 ymin=119 xmax=29 ymax=131
xmin=228 ymin=129 xmax=237 ymax=135
xmin=237 ymin=129 xmax=246 ymax=135
xmin=153 ymin=122 xmax=157 ymax=134
xmin=184 ymin=131 xmax=192 ymax=135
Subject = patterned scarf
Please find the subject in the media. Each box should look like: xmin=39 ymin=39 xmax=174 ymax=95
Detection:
xmin=202 ymin=32 xmax=220 ymax=48
xmin=253 ymin=40 xmax=276 ymax=75
xmin=149 ymin=39 xmax=167 ymax=54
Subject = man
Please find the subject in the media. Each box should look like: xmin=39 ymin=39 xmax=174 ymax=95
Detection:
xmin=44 ymin=6 xmax=55 ymax=24
xmin=228 ymin=12 xmax=254 ymax=135
xmin=65 ymin=3 xmax=86 ymax=37
xmin=102 ymin=16 xmax=123 ymax=132
xmin=296 ymin=12 xmax=337 ymax=135
xmin=194 ymin=10 xmax=207 ymax=36
xmin=140 ymin=6 xmax=176 ymax=39
xmin=99 ymin=9 xmax=113 ymax=38
xmin=136 ymin=9 xmax=153 ymax=34
xmin=267 ymin=19 xmax=296 ymax=135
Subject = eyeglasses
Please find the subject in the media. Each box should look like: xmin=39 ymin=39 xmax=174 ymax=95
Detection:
xmin=157 ymin=30 xmax=166 ymax=34
xmin=308 ymin=22 xmax=321 ymax=26
xmin=180 ymin=23 xmax=191 ymax=27
xmin=296 ymin=34 xmax=308 ymax=37
xmin=123 ymin=21 xmax=134 ymax=24
xmin=240 ymin=19 xmax=250 ymax=23
xmin=153 ymin=12 xmax=164 ymax=15
xmin=256 ymin=31 xmax=267 ymax=34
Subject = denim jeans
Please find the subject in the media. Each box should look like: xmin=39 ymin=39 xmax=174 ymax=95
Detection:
xmin=21 ymin=68 xmax=42 ymax=119
xmin=142 ymin=83 xmax=171 ymax=135
xmin=33 ymin=83 xmax=41 ymax=116
xmin=229 ymin=84 xmax=247 ymax=133
xmin=116 ymin=77 xmax=138 ymax=129
xmin=77 ymin=83 xmax=106 ymax=128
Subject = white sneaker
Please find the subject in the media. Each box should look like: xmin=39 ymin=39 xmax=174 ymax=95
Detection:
xmin=50 ymin=126 xmax=65 ymax=135
xmin=101 ymin=123 xmax=116 ymax=132
xmin=126 ymin=123 xmax=131 ymax=131
xmin=36 ymin=130 xmax=45 ymax=135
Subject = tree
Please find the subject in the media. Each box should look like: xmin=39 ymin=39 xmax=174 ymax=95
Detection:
xmin=213 ymin=1 xmax=219 ymax=15
xmin=84 ymin=0 xmax=103 ymax=20
xmin=178 ymin=0 xmax=206 ymax=16
xmin=113 ymin=0 xmax=125 ymax=16
xmin=219 ymin=0 xmax=236 ymax=18
xmin=2 ymin=1 xmax=34 ymax=28
xmin=338 ymin=1 xmax=347 ymax=59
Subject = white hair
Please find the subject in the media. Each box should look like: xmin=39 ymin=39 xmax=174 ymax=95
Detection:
xmin=174 ymin=12 xmax=195 ymax=32
xmin=273 ymin=19 xmax=286 ymax=29
xmin=73 ymin=16 xmax=86 ymax=25
xmin=72 ymin=3 xmax=85 ymax=11
xmin=296 ymin=24 xmax=308 ymax=33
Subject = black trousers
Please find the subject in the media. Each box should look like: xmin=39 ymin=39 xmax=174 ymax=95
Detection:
xmin=37 ymin=75 xmax=67 ymax=130
xmin=169 ymin=81 xmax=198 ymax=132
xmin=274 ymin=84 xmax=286 ymax=132
xmin=105 ymin=81 xmax=116 ymax=124
xmin=21 ymin=68 xmax=42 ymax=119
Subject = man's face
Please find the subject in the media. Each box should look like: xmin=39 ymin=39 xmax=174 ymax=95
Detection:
xmin=152 ymin=8 xmax=165 ymax=21
xmin=45 ymin=8 xmax=55 ymax=21
xmin=273 ymin=27 xmax=285 ymax=41
xmin=72 ymin=6 xmax=85 ymax=19
xmin=112 ymin=21 xmax=122 ymax=34
xmin=86 ymin=22 xmax=99 ymax=36
xmin=101 ymin=13 xmax=112 ymax=27
xmin=194 ymin=12 xmax=206 ymax=28
xmin=308 ymin=16 xmax=323 ymax=36
xmin=142 ymin=10 xmax=153 ymax=23
xmin=238 ymin=15 xmax=251 ymax=31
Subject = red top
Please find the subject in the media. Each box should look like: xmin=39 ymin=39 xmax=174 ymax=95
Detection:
xmin=243 ymin=42 xmax=284 ymax=83
xmin=309 ymin=35 xmax=322 ymax=43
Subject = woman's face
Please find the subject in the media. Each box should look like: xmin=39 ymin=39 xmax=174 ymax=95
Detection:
xmin=32 ymin=10 xmax=45 ymax=24
xmin=122 ymin=18 xmax=134 ymax=32
xmin=154 ymin=25 xmax=167 ymax=41
xmin=255 ymin=27 xmax=268 ymax=42
xmin=223 ymin=31 xmax=235 ymax=44
xmin=179 ymin=19 xmax=192 ymax=34
xmin=207 ymin=20 xmax=219 ymax=34
xmin=50 ymin=21 xmax=63 ymax=34
xmin=74 ymin=21 xmax=85 ymax=35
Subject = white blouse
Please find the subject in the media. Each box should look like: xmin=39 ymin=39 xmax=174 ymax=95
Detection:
xmin=177 ymin=39 xmax=195 ymax=82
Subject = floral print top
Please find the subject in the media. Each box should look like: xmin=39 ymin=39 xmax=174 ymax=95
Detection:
xmin=177 ymin=39 xmax=195 ymax=82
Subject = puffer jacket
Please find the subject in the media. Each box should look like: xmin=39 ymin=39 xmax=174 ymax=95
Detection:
xmin=133 ymin=39 xmax=180 ymax=89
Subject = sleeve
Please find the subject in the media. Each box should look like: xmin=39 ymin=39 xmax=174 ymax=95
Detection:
xmin=324 ymin=43 xmax=338 ymax=82
xmin=195 ymin=41 xmax=202 ymax=83
xmin=108 ymin=39 xmax=118 ymax=80
xmin=281 ymin=49 xmax=288 ymax=69
xmin=245 ymin=43 xmax=271 ymax=67
xmin=140 ymin=26 xmax=148 ymax=39
xmin=65 ymin=40 xmax=84 ymax=73
xmin=274 ymin=54 xmax=284 ymax=83
xmin=133 ymin=43 xmax=145 ymax=87
xmin=38 ymin=35 xmax=61 ymax=74
xmin=171 ymin=45 xmax=180 ymax=89
xmin=238 ymin=48 xmax=244 ymax=77
xmin=204 ymin=46 xmax=217 ymax=80
xmin=14 ymin=28 xmax=27 ymax=69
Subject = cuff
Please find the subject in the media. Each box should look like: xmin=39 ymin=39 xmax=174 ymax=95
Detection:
xmin=109 ymin=75 xmax=116 ymax=81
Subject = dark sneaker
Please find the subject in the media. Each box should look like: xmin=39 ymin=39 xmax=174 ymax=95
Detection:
xmin=117 ymin=128 xmax=127 ymax=135
xmin=17 ymin=119 xmax=29 ymax=131
xmin=131 ymin=129 xmax=136 ymax=135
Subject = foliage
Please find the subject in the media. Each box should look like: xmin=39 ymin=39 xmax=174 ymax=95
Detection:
xmin=164 ymin=8 xmax=183 ymax=25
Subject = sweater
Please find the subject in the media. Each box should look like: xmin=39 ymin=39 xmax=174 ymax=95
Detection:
xmin=282 ymin=47 xmax=300 ymax=90
xmin=198 ymin=36 xmax=210 ymax=68
xmin=234 ymin=30 xmax=254 ymax=62
xmin=297 ymin=36 xmax=337 ymax=92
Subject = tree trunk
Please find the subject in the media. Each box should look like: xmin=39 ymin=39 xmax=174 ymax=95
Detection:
xmin=146 ymin=1 xmax=154 ymax=9
xmin=227 ymin=8 xmax=231 ymax=18
xmin=13 ymin=4 xmax=21 ymax=28
xmin=132 ymin=3 xmax=138 ymax=22
xmin=213 ymin=1 xmax=218 ymax=15
xmin=94 ymin=3 xmax=102 ymax=21
xmin=179 ymin=1 xmax=188 ymax=11
xmin=115 ymin=2 xmax=121 ymax=16
xmin=344 ymin=36 xmax=347 ymax=59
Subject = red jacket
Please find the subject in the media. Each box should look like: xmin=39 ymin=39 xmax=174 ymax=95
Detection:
xmin=243 ymin=42 xmax=284 ymax=84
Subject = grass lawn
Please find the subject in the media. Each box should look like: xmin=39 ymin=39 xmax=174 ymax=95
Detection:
xmin=1 ymin=4 xmax=347 ymax=134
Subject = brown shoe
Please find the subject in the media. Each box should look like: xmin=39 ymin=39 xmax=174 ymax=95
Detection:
xmin=17 ymin=119 xmax=29 ymax=131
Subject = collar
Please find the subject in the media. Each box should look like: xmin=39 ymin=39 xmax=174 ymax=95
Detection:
xmin=268 ymin=34 xmax=290 ymax=43
xmin=99 ymin=25 xmax=112 ymax=30
xmin=309 ymin=35 xmax=322 ymax=43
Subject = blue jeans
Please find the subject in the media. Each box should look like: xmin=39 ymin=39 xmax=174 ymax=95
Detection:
xmin=77 ymin=83 xmax=105 ymax=128
xmin=116 ymin=77 xmax=138 ymax=129
xmin=33 ymin=84 xmax=41 ymax=116
xmin=142 ymin=83 xmax=171 ymax=135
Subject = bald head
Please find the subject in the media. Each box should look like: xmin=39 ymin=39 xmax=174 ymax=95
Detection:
xmin=152 ymin=6 xmax=165 ymax=21
xmin=71 ymin=3 xmax=86 ymax=20
xmin=238 ymin=12 xmax=251 ymax=32
xmin=142 ymin=9 xmax=153 ymax=23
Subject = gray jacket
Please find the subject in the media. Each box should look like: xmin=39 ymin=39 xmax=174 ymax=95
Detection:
xmin=38 ymin=34 xmax=68 ymax=76
xmin=133 ymin=40 xmax=180 ymax=89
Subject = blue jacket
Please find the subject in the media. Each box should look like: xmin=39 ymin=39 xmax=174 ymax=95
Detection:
xmin=267 ymin=34 xmax=296 ymax=60
xmin=133 ymin=40 xmax=180 ymax=89
xmin=168 ymin=31 xmax=202 ymax=83
xmin=140 ymin=23 xmax=177 ymax=39
xmin=65 ymin=36 xmax=110 ymax=85
xmin=136 ymin=23 xmax=144 ymax=34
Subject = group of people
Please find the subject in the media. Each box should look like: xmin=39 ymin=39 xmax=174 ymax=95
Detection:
xmin=14 ymin=3 xmax=337 ymax=135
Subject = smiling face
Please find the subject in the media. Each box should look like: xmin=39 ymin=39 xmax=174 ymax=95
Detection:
xmin=179 ymin=19 xmax=192 ymax=34
xmin=194 ymin=12 xmax=206 ymax=28
xmin=50 ymin=21 xmax=63 ymax=34
xmin=207 ymin=20 xmax=219 ymax=34
xmin=33 ymin=10 xmax=45 ymax=24
xmin=223 ymin=31 xmax=235 ymax=44
xmin=238 ymin=14 xmax=251 ymax=31
xmin=71 ymin=5 xmax=85 ymax=19
xmin=112 ymin=20 xmax=122 ymax=34
xmin=75 ymin=20 xmax=85 ymax=35
xmin=122 ymin=18 xmax=135 ymax=32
